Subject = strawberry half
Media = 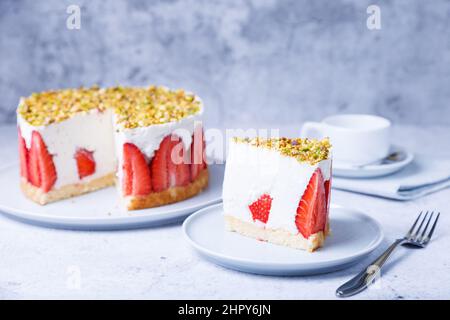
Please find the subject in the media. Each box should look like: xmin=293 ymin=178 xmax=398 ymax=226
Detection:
xmin=151 ymin=136 xmax=171 ymax=192
xmin=28 ymin=138 xmax=41 ymax=188
xmin=122 ymin=146 xmax=133 ymax=196
xmin=248 ymin=194 xmax=273 ymax=224
xmin=324 ymin=174 xmax=332 ymax=232
xmin=75 ymin=148 xmax=96 ymax=179
xmin=324 ymin=161 xmax=332 ymax=211
xmin=167 ymin=136 xmax=190 ymax=187
xmin=324 ymin=179 xmax=331 ymax=211
xmin=295 ymin=168 xmax=327 ymax=239
xmin=18 ymin=128 xmax=29 ymax=180
xmin=28 ymin=131 xmax=57 ymax=192
xmin=122 ymin=143 xmax=152 ymax=196
xmin=201 ymin=132 xmax=207 ymax=170
xmin=190 ymin=125 xmax=207 ymax=180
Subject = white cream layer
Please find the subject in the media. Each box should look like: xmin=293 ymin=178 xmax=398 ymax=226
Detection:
xmin=18 ymin=109 xmax=116 ymax=189
xmin=222 ymin=140 xmax=332 ymax=236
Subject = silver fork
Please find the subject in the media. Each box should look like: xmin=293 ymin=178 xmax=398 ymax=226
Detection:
xmin=336 ymin=211 xmax=440 ymax=298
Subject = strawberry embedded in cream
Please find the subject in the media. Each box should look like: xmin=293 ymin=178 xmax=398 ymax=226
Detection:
xmin=18 ymin=128 xmax=29 ymax=180
xmin=295 ymin=168 xmax=327 ymax=239
xmin=248 ymin=194 xmax=272 ymax=224
xmin=190 ymin=126 xmax=207 ymax=181
xmin=20 ymin=130 xmax=57 ymax=192
xmin=75 ymin=148 xmax=96 ymax=179
xmin=167 ymin=135 xmax=191 ymax=188
xmin=150 ymin=136 xmax=171 ymax=192
xmin=222 ymin=137 xmax=332 ymax=252
xmin=123 ymin=143 xmax=152 ymax=196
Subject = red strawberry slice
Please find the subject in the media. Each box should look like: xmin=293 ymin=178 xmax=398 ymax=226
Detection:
xmin=151 ymin=136 xmax=171 ymax=192
xmin=176 ymin=160 xmax=191 ymax=186
xmin=190 ymin=125 xmax=206 ymax=180
xmin=28 ymin=138 xmax=41 ymax=188
xmin=122 ymin=143 xmax=152 ymax=196
xmin=18 ymin=128 xmax=29 ymax=180
xmin=323 ymin=178 xmax=332 ymax=233
xmin=201 ymin=132 xmax=207 ymax=170
xmin=324 ymin=179 xmax=331 ymax=210
xmin=28 ymin=131 xmax=57 ymax=192
xmin=167 ymin=136 xmax=191 ymax=187
xmin=295 ymin=168 xmax=327 ymax=238
xmin=248 ymin=194 xmax=273 ymax=224
xmin=131 ymin=148 xmax=152 ymax=196
xmin=122 ymin=144 xmax=133 ymax=196
xmin=324 ymin=161 xmax=332 ymax=211
xmin=75 ymin=148 xmax=96 ymax=179
xmin=190 ymin=149 xmax=201 ymax=181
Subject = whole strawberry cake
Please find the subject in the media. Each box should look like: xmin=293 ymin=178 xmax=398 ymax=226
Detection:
xmin=17 ymin=86 xmax=208 ymax=210
xmin=222 ymin=137 xmax=332 ymax=252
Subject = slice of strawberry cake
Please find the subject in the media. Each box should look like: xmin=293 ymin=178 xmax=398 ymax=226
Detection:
xmin=222 ymin=137 xmax=332 ymax=252
xmin=17 ymin=86 xmax=208 ymax=210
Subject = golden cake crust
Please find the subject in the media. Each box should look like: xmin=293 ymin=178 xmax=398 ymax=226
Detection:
xmin=224 ymin=215 xmax=330 ymax=252
xmin=20 ymin=173 xmax=115 ymax=205
xmin=125 ymin=168 xmax=209 ymax=210
xmin=20 ymin=169 xmax=208 ymax=210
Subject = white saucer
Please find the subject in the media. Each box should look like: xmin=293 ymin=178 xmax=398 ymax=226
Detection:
xmin=183 ymin=203 xmax=383 ymax=276
xmin=333 ymin=146 xmax=414 ymax=178
xmin=0 ymin=164 xmax=224 ymax=230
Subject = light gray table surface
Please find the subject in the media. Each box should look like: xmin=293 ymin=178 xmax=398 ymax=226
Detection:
xmin=0 ymin=124 xmax=449 ymax=299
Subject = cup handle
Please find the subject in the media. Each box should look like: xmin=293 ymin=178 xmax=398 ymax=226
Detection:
xmin=301 ymin=122 xmax=325 ymax=139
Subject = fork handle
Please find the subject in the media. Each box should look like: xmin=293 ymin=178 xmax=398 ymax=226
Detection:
xmin=336 ymin=239 xmax=405 ymax=297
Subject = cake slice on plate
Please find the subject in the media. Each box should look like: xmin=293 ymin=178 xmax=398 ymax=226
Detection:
xmin=222 ymin=137 xmax=332 ymax=252
xmin=17 ymin=86 xmax=208 ymax=210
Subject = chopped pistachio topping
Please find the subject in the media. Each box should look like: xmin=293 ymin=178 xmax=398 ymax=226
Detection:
xmin=18 ymin=86 xmax=105 ymax=126
xmin=233 ymin=137 xmax=331 ymax=165
xmin=17 ymin=86 xmax=201 ymax=128
xmin=109 ymin=86 xmax=201 ymax=129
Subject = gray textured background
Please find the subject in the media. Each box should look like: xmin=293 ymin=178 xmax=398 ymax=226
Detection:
xmin=1 ymin=0 xmax=450 ymax=129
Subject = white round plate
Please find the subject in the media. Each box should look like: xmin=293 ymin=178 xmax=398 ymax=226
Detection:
xmin=183 ymin=203 xmax=383 ymax=276
xmin=333 ymin=145 xmax=414 ymax=178
xmin=0 ymin=164 xmax=224 ymax=230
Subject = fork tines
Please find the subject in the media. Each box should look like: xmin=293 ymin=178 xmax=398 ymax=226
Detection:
xmin=407 ymin=211 xmax=440 ymax=244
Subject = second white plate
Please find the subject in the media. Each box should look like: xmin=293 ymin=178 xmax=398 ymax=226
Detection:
xmin=0 ymin=164 xmax=224 ymax=230
xmin=183 ymin=203 xmax=383 ymax=276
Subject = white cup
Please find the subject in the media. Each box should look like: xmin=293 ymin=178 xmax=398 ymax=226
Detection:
xmin=301 ymin=114 xmax=391 ymax=165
